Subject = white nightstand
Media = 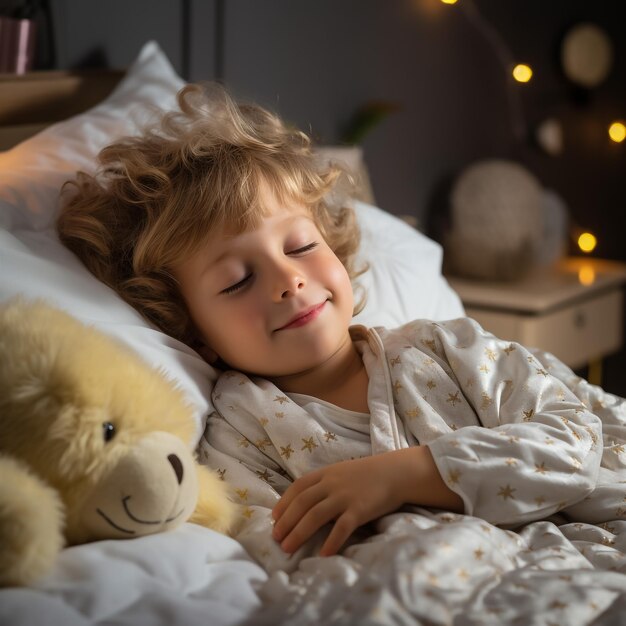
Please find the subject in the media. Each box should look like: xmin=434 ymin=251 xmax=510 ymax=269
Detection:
xmin=447 ymin=257 xmax=626 ymax=384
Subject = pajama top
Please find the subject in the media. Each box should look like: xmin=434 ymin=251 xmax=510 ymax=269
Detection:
xmin=198 ymin=317 xmax=625 ymax=573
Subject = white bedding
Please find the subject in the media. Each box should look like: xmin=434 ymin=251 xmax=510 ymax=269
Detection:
xmin=1 ymin=41 xmax=625 ymax=625
xmin=0 ymin=525 xmax=266 ymax=626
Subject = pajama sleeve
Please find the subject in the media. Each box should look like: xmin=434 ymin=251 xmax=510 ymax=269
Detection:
xmin=420 ymin=318 xmax=603 ymax=527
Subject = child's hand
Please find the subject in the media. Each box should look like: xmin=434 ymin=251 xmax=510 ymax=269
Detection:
xmin=271 ymin=446 xmax=464 ymax=556
xmin=271 ymin=453 xmax=404 ymax=557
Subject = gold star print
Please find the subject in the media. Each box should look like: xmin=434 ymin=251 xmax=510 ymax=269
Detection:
xmin=274 ymin=395 xmax=289 ymax=405
xmin=447 ymin=391 xmax=461 ymax=407
xmin=280 ymin=444 xmax=294 ymax=459
xmin=427 ymin=573 xmax=439 ymax=587
xmin=550 ymin=601 xmax=566 ymax=610
xmin=256 ymin=469 xmax=272 ymax=483
xmin=503 ymin=344 xmax=516 ymax=355
xmin=422 ymin=339 xmax=436 ymax=352
xmin=479 ymin=364 xmax=490 ymax=374
xmin=485 ymin=348 xmax=497 ymax=362
xmin=571 ymin=429 xmax=582 ymax=441
xmin=545 ymin=437 xmax=555 ymax=445
xmin=480 ymin=392 xmax=493 ymax=410
xmin=324 ymin=431 xmax=337 ymax=442
xmin=557 ymin=388 xmax=566 ymax=401
xmin=238 ymin=438 xmax=250 ymax=448
xmin=527 ymin=356 xmax=536 ymax=364
xmin=506 ymin=458 xmax=518 ymax=466
xmin=405 ymin=407 xmax=421 ymax=419
xmin=393 ymin=380 xmax=403 ymax=393
xmin=498 ymin=485 xmax=516 ymax=500
xmin=523 ymin=409 xmax=535 ymax=421
xmin=447 ymin=469 xmax=461 ymax=485
xmin=301 ymin=437 xmax=318 ymax=453
xmin=390 ymin=355 xmax=401 ymax=367
xmin=458 ymin=569 xmax=470 ymax=581
xmin=611 ymin=441 xmax=625 ymax=455
xmin=217 ymin=468 xmax=226 ymax=480
xmin=255 ymin=438 xmax=271 ymax=451
xmin=275 ymin=411 xmax=285 ymax=419
xmin=423 ymin=357 xmax=436 ymax=367
xmin=259 ymin=417 xmax=269 ymax=426
xmin=585 ymin=426 xmax=598 ymax=446
xmin=534 ymin=462 xmax=549 ymax=474
xmin=238 ymin=378 xmax=247 ymax=385
xmin=474 ymin=548 xmax=484 ymax=560
xmin=426 ymin=379 xmax=436 ymax=389
xmin=536 ymin=368 xmax=548 ymax=377
xmin=465 ymin=377 xmax=474 ymax=387
xmin=235 ymin=488 xmax=249 ymax=501
xmin=242 ymin=507 xmax=254 ymax=519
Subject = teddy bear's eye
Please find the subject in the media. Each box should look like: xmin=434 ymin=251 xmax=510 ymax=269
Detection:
xmin=102 ymin=422 xmax=116 ymax=443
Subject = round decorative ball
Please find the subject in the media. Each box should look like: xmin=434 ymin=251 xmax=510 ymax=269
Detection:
xmin=446 ymin=160 xmax=542 ymax=281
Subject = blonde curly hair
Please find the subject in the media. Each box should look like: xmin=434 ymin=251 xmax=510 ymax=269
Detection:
xmin=57 ymin=83 xmax=365 ymax=347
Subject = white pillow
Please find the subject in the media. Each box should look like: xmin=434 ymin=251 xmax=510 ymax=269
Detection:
xmin=352 ymin=201 xmax=464 ymax=328
xmin=0 ymin=41 xmax=463 ymax=439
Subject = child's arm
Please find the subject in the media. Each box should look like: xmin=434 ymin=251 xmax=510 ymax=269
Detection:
xmin=271 ymin=445 xmax=463 ymax=556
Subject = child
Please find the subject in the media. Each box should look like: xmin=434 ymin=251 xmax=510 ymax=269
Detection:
xmin=57 ymin=83 xmax=624 ymax=573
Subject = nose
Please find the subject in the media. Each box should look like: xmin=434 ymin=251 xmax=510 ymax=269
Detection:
xmin=272 ymin=259 xmax=306 ymax=300
xmin=168 ymin=454 xmax=184 ymax=484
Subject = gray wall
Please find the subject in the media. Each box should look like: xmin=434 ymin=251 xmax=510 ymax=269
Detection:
xmin=42 ymin=0 xmax=626 ymax=260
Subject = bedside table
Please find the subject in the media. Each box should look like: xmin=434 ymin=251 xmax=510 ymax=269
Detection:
xmin=447 ymin=257 xmax=626 ymax=385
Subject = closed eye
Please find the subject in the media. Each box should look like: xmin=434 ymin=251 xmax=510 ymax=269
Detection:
xmin=221 ymin=274 xmax=252 ymax=295
xmin=288 ymin=242 xmax=319 ymax=255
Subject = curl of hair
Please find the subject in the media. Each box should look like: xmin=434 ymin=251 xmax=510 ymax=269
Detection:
xmin=57 ymin=83 xmax=366 ymax=346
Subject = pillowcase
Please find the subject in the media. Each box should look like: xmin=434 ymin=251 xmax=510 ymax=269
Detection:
xmin=0 ymin=41 xmax=463 ymax=439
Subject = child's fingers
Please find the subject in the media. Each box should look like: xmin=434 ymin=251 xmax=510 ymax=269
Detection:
xmin=279 ymin=499 xmax=338 ymax=554
xmin=272 ymin=471 xmax=321 ymax=521
xmin=319 ymin=512 xmax=358 ymax=557
xmin=272 ymin=483 xmax=326 ymax=541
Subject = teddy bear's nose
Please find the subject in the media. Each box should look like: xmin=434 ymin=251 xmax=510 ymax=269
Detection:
xmin=167 ymin=454 xmax=184 ymax=484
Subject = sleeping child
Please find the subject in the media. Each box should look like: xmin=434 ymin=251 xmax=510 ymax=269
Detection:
xmin=57 ymin=82 xmax=625 ymax=573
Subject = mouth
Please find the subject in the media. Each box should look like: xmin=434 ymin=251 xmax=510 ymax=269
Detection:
xmin=277 ymin=301 xmax=327 ymax=331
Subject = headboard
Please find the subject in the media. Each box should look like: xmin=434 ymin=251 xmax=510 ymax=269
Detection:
xmin=0 ymin=70 xmax=124 ymax=150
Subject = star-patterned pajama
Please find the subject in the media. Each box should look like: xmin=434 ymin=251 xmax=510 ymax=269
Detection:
xmin=198 ymin=317 xmax=626 ymax=592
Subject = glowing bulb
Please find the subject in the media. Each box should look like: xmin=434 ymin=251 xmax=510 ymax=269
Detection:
xmin=578 ymin=265 xmax=596 ymax=286
xmin=608 ymin=122 xmax=626 ymax=143
xmin=512 ymin=64 xmax=533 ymax=83
xmin=440 ymin=0 xmax=458 ymax=4
xmin=577 ymin=232 xmax=597 ymax=254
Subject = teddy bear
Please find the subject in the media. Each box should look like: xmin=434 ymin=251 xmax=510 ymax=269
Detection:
xmin=0 ymin=298 xmax=235 ymax=587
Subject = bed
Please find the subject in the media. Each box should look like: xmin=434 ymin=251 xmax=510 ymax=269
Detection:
xmin=1 ymin=41 xmax=625 ymax=625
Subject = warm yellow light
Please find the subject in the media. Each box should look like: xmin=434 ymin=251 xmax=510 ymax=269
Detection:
xmin=577 ymin=232 xmax=597 ymax=253
xmin=512 ymin=64 xmax=533 ymax=83
xmin=440 ymin=0 xmax=458 ymax=4
xmin=608 ymin=121 xmax=626 ymax=143
xmin=578 ymin=265 xmax=596 ymax=286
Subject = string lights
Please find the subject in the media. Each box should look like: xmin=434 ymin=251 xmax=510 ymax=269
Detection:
xmin=438 ymin=0 xmax=622 ymax=258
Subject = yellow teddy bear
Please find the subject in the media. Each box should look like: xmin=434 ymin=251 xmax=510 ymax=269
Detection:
xmin=0 ymin=299 xmax=235 ymax=587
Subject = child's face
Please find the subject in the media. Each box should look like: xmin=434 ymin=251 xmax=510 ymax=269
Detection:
xmin=173 ymin=188 xmax=355 ymax=378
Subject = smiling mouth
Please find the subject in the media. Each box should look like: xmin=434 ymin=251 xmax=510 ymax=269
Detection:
xmin=278 ymin=301 xmax=327 ymax=331
xmin=96 ymin=496 xmax=184 ymax=534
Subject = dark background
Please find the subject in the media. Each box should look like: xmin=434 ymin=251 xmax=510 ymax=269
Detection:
xmin=3 ymin=0 xmax=626 ymax=393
